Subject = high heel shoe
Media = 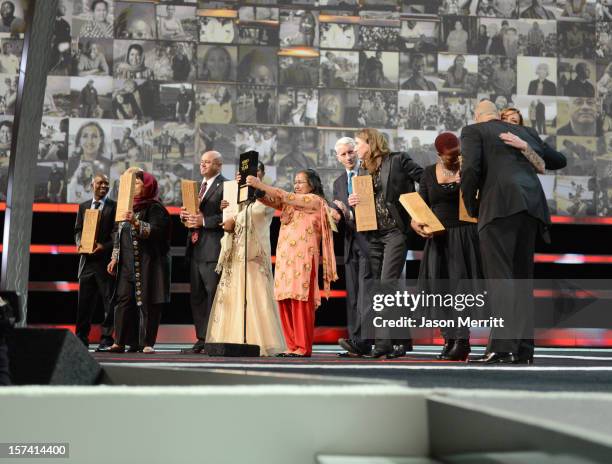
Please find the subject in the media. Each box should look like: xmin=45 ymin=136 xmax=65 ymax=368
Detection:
xmin=437 ymin=339 xmax=455 ymax=360
xmin=108 ymin=344 xmax=125 ymax=353
xmin=143 ymin=346 xmax=155 ymax=354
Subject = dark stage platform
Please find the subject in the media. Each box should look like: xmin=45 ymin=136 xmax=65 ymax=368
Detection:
xmin=94 ymin=344 xmax=612 ymax=392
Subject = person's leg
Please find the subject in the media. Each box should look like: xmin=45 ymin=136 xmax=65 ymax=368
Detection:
xmin=202 ymin=261 xmax=221 ymax=335
xmin=291 ymin=299 xmax=315 ymax=356
xmin=75 ymin=273 xmax=97 ymax=346
xmin=189 ymin=257 xmax=208 ymax=345
xmin=278 ymin=299 xmax=296 ymax=352
xmin=96 ymin=270 xmax=115 ymax=345
xmin=144 ymin=303 xmax=163 ymax=348
xmin=114 ymin=276 xmax=135 ymax=347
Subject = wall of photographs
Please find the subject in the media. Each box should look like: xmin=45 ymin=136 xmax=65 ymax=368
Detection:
xmin=0 ymin=0 xmax=611 ymax=218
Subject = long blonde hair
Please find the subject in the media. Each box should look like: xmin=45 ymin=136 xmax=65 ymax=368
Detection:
xmin=355 ymin=128 xmax=390 ymax=174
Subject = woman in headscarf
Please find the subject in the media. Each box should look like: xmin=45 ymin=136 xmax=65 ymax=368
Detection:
xmin=246 ymin=168 xmax=338 ymax=357
xmin=79 ymin=0 xmax=113 ymax=39
xmin=115 ymin=43 xmax=154 ymax=80
xmin=107 ymin=170 xmax=171 ymax=354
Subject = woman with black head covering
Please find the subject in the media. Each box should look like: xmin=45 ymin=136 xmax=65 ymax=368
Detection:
xmin=108 ymin=170 xmax=171 ymax=354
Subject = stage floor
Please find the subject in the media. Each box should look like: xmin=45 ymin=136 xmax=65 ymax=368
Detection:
xmin=94 ymin=345 xmax=612 ymax=392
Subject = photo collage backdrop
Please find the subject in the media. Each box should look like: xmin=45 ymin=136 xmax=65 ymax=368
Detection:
xmin=4 ymin=0 xmax=611 ymax=217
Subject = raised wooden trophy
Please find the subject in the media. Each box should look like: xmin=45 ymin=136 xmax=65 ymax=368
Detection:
xmin=399 ymin=192 xmax=445 ymax=235
xmin=181 ymin=179 xmax=200 ymax=215
xmin=80 ymin=209 xmax=101 ymax=254
xmin=115 ymin=169 xmax=136 ymax=222
xmin=352 ymin=175 xmax=377 ymax=232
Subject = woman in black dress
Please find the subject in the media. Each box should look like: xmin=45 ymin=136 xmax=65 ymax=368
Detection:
xmin=411 ymin=132 xmax=483 ymax=361
xmin=108 ymin=170 xmax=171 ymax=354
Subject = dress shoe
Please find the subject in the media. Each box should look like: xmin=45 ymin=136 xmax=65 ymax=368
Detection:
xmin=386 ymin=344 xmax=407 ymax=359
xmin=107 ymin=345 xmax=125 ymax=353
xmin=180 ymin=342 xmax=206 ymax=354
xmin=514 ymin=355 xmax=534 ymax=365
xmin=437 ymin=339 xmax=455 ymax=360
xmin=338 ymin=338 xmax=369 ymax=356
xmin=95 ymin=344 xmax=113 ymax=353
xmin=127 ymin=345 xmax=142 ymax=353
xmin=445 ymin=340 xmax=471 ymax=361
xmin=366 ymin=347 xmax=393 ymax=359
xmin=468 ymin=352 xmax=516 ymax=364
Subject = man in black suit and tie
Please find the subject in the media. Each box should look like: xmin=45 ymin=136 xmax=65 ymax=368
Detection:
xmin=74 ymin=173 xmax=116 ymax=351
xmin=527 ymin=63 xmax=557 ymax=96
xmin=461 ymin=100 xmax=566 ymax=364
xmin=330 ymin=137 xmax=372 ymax=357
xmin=180 ymin=150 xmax=226 ymax=354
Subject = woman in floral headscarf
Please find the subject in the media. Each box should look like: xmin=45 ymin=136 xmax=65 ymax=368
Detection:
xmin=108 ymin=170 xmax=171 ymax=354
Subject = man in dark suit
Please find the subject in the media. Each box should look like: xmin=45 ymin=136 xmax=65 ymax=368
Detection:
xmin=349 ymin=129 xmax=424 ymax=359
xmin=527 ymin=63 xmax=557 ymax=96
xmin=180 ymin=150 xmax=226 ymax=354
xmin=74 ymin=173 xmax=116 ymax=351
xmin=461 ymin=100 xmax=566 ymax=364
xmin=330 ymin=137 xmax=372 ymax=357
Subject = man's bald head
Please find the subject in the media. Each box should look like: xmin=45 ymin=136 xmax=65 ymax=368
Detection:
xmin=200 ymin=150 xmax=223 ymax=179
xmin=474 ymin=100 xmax=499 ymax=123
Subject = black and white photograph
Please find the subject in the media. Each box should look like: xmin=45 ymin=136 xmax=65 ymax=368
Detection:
xmin=598 ymin=0 xmax=612 ymax=21
xmin=278 ymin=51 xmax=319 ymax=87
xmin=515 ymin=19 xmax=557 ymax=57
xmin=402 ymin=0 xmax=442 ymax=15
xmin=0 ymin=116 xmax=10 ymax=165
xmin=513 ymin=95 xmax=557 ymax=136
xmin=113 ymin=40 xmax=156 ymax=80
xmin=595 ymin=156 xmax=612 ymax=216
xmin=471 ymin=0 xmax=519 ymax=18
xmin=38 ymin=117 xmax=69 ymax=162
xmin=70 ymin=76 xmax=114 ymax=119
xmin=49 ymin=1 xmax=72 ymax=76
xmin=358 ymin=50 xmax=399 ymax=89
xmin=152 ymin=121 xmax=195 ymax=162
xmin=557 ymin=21 xmax=596 ymax=59
xmin=596 ymin=21 xmax=612 ymax=58
xmin=440 ymin=16 xmax=478 ymax=54
xmin=156 ymin=3 xmax=197 ymax=41
xmin=359 ymin=24 xmax=400 ymax=51
xmin=238 ymin=46 xmax=277 ymax=85
xmin=558 ymin=0 xmax=597 ymax=20
xmin=44 ymin=76 xmax=71 ymax=117
xmin=317 ymin=129 xmax=355 ymax=168
xmin=0 ymin=38 xmax=21 ymax=74
xmin=276 ymin=126 xmax=318 ymax=172
xmin=112 ymin=78 xmax=157 ymax=120
xmin=558 ymin=135 xmax=598 ymax=175
xmin=397 ymin=90 xmax=438 ymax=130
xmin=518 ymin=0 xmax=562 ymax=19
xmin=34 ymin=161 xmax=66 ymax=203
xmin=154 ymin=160 xmax=194 ymax=206
xmin=319 ymin=18 xmax=358 ymax=49
xmin=157 ymin=83 xmax=196 ymax=122
xmin=478 ymin=56 xmax=517 ymax=96
xmin=197 ymin=44 xmax=237 ymax=83
xmin=68 ymin=118 xmax=112 ymax=166
xmin=149 ymin=42 xmax=196 ymax=82
xmin=236 ymin=85 xmax=276 ymax=124
xmin=110 ymin=120 xmax=151 ymax=164
xmin=438 ymin=0 xmax=471 ymax=15
xmin=238 ymin=6 xmax=279 ymax=46
xmin=399 ymin=19 xmax=439 ymax=53
xmin=114 ymin=1 xmax=156 ymax=40
xmin=279 ymin=9 xmax=318 ymax=47
xmin=319 ymin=50 xmax=359 ymax=88
xmin=475 ymin=18 xmax=521 ymax=57
xmin=73 ymin=0 xmax=114 ymax=40
xmin=0 ymin=73 xmax=16 ymax=115
xmin=597 ymin=61 xmax=612 ymax=99
xmin=317 ymin=89 xmax=354 ymax=127
xmin=356 ymin=90 xmax=398 ymax=128
xmin=0 ymin=0 xmax=27 ymax=39
xmin=395 ymin=129 xmax=438 ymax=167
xmin=235 ymin=125 xmax=277 ymax=165
xmin=400 ymin=53 xmax=438 ymax=90
xmin=557 ymin=96 xmax=598 ymax=136
xmin=558 ymin=59 xmax=596 ymax=97
xmin=277 ymin=88 xmax=317 ymax=126
xmin=517 ymin=55 xmax=558 ymax=95
xmin=438 ymin=94 xmax=475 ymax=131
xmin=198 ymin=13 xmax=238 ymax=44
xmin=72 ymin=39 xmax=113 ymax=77
xmin=437 ymin=53 xmax=479 ymax=95
xmin=554 ymin=174 xmax=596 ymax=216
xmin=195 ymin=83 xmax=235 ymax=124
xmin=196 ymin=123 xmax=236 ymax=159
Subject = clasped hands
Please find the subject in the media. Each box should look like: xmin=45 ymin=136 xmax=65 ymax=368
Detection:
xmin=179 ymin=208 xmax=204 ymax=229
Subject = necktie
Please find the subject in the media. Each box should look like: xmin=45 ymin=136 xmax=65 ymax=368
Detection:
xmin=347 ymin=171 xmax=354 ymax=195
xmin=93 ymin=201 xmax=101 ymax=209
xmin=191 ymin=181 xmax=208 ymax=244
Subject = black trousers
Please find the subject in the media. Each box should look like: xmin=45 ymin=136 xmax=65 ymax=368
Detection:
xmin=368 ymin=228 xmax=412 ymax=350
xmin=76 ymin=269 xmax=114 ymax=345
xmin=344 ymin=239 xmax=371 ymax=352
xmin=114 ymin=277 xmax=162 ymax=347
xmin=190 ymin=259 xmax=220 ymax=342
xmin=479 ymin=212 xmax=537 ymax=356
xmin=0 ymin=335 xmax=9 ymax=386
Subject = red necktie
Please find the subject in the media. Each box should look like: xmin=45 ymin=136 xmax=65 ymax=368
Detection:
xmin=191 ymin=181 xmax=208 ymax=244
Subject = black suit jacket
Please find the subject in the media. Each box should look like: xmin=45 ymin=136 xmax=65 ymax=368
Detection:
xmin=360 ymin=151 xmax=424 ymax=234
xmin=527 ymin=79 xmax=557 ymax=96
xmin=460 ymin=120 xmax=566 ymax=231
xmin=332 ymin=171 xmax=369 ymax=264
xmin=186 ymin=174 xmax=227 ymax=263
xmin=74 ymin=198 xmax=117 ymax=278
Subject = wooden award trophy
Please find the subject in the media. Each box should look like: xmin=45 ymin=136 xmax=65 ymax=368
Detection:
xmin=181 ymin=179 xmax=200 ymax=216
xmin=80 ymin=209 xmax=101 ymax=254
xmin=205 ymin=150 xmax=260 ymax=357
xmin=115 ymin=170 xmax=136 ymax=222
xmin=399 ymin=192 xmax=445 ymax=235
xmin=352 ymin=175 xmax=378 ymax=232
